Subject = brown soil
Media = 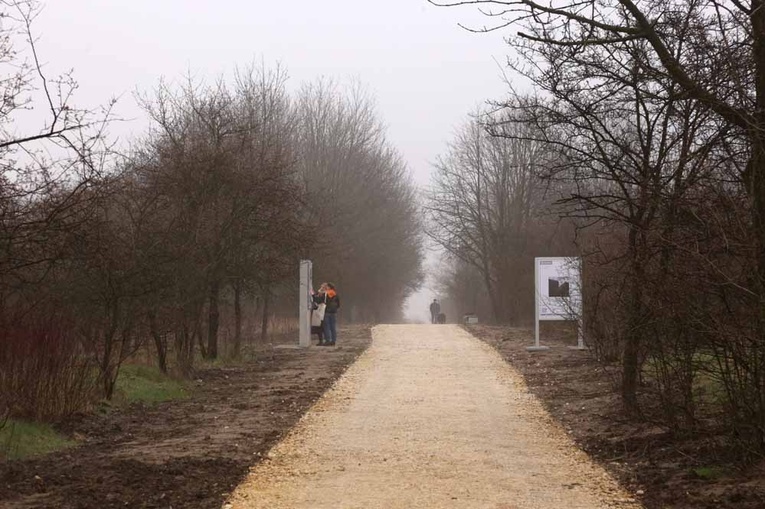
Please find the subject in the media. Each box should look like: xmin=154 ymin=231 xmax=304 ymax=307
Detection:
xmin=0 ymin=325 xmax=371 ymax=509
xmin=468 ymin=323 xmax=765 ymax=509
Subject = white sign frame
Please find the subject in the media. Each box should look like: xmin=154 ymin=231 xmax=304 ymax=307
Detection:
xmin=529 ymin=257 xmax=585 ymax=351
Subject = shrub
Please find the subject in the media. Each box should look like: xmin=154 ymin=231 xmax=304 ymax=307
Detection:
xmin=0 ymin=315 xmax=97 ymax=422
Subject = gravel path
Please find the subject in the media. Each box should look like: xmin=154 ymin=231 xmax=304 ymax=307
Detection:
xmin=226 ymin=324 xmax=643 ymax=509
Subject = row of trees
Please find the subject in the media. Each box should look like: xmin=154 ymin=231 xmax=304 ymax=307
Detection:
xmin=429 ymin=0 xmax=765 ymax=452
xmin=0 ymin=0 xmax=422 ymax=422
xmin=427 ymin=116 xmax=575 ymax=324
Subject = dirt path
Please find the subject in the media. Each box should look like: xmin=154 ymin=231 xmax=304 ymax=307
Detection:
xmin=227 ymin=324 xmax=643 ymax=509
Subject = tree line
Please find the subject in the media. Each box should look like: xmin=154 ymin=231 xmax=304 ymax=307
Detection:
xmin=0 ymin=0 xmax=421 ymax=424
xmin=428 ymin=0 xmax=765 ymax=454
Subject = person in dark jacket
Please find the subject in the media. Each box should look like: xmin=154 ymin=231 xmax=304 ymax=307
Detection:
xmin=322 ymin=282 xmax=340 ymax=346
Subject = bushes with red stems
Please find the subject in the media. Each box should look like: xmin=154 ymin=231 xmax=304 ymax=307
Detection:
xmin=0 ymin=315 xmax=97 ymax=423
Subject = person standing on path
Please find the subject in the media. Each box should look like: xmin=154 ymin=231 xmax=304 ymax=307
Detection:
xmin=311 ymin=285 xmax=327 ymax=346
xmin=322 ymin=283 xmax=340 ymax=346
xmin=429 ymin=299 xmax=441 ymax=324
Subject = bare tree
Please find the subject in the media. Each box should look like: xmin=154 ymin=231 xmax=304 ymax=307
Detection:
xmin=427 ymin=112 xmax=574 ymax=324
xmin=294 ymin=79 xmax=423 ymax=322
xmin=0 ymin=0 xmax=115 ymax=411
xmin=431 ymin=0 xmax=765 ymax=413
xmin=0 ymin=0 xmax=114 ymax=293
xmin=125 ymin=65 xmax=316 ymax=367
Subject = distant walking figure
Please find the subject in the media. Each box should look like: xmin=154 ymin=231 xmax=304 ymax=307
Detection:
xmin=429 ymin=299 xmax=441 ymax=324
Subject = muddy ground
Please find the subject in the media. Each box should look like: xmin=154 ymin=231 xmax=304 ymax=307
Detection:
xmin=0 ymin=325 xmax=371 ymax=509
xmin=468 ymin=323 xmax=765 ymax=509
xmin=5 ymin=323 xmax=764 ymax=509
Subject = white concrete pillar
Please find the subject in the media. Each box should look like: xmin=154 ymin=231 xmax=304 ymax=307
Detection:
xmin=299 ymin=260 xmax=312 ymax=348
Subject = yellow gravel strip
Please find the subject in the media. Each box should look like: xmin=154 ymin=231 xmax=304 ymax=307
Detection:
xmin=226 ymin=324 xmax=643 ymax=509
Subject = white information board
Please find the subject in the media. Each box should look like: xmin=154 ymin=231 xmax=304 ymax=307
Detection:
xmin=298 ymin=260 xmax=312 ymax=348
xmin=537 ymin=257 xmax=582 ymax=321
xmin=529 ymin=257 xmax=584 ymax=350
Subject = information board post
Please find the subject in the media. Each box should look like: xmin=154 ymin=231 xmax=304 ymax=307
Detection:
xmin=572 ymin=314 xmax=586 ymax=350
xmin=298 ymin=260 xmax=312 ymax=348
xmin=570 ymin=258 xmax=586 ymax=350
xmin=528 ymin=257 xmax=584 ymax=352
xmin=528 ymin=259 xmax=550 ymax=351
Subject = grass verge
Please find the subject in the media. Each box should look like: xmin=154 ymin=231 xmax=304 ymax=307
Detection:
xmin=115 ymin=364 xmax=188 ymax=404
xmin=692 ymin=466 xmax=728 ymax=481
xmin=0 ymin=419 xmax=74 ymax=460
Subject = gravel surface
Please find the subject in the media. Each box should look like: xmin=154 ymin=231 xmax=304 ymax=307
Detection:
xmin=226 ymin=324 xmax=644 ymax=509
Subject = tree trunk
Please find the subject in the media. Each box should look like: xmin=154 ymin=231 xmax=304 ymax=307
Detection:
xmin=621 ymin=309 xmax=641 ymax=415
xmin=100 ymin=300 xmax=121 ymax=399
xmin=148 ymin=311 xmax=168 ymax=374
xmin=207 ymin=280 xmax=220 ymax=359
xmin=233 ymin=282 xmax=242 ymax=358
xmin=748 ymin=0 xmax=765 ymax=449
xmin=621 ymin=225 xmax=645 ymax=415
xmin=260 ymin=287 xmax=271 ymax=343
xmin=251 ymin=295 xmax=261 ymax=351
xmin=177 ymin=325 xmax=194 ymax=377
xmin=101 ymin=332 xmax=113 ymax=399
xmin=478 ymin=258 xmax=501 ymax=324
xmin=104 ymin=366 xmax=117 ymax=401
xmin=196 ymin=317 xmax=207 ymax=360
xmin=496 ymin=261 xmax=516 ymax=324
xmin=748 ymin=131 xmax=765 ymax=448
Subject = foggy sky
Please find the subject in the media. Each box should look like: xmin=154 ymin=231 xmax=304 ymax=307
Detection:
xmin=33 ymin=0 xmax=515 ymax=322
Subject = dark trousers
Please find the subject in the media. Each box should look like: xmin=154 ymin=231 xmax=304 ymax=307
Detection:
xmin=323 ymin=313 xmax=337 ymax=344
